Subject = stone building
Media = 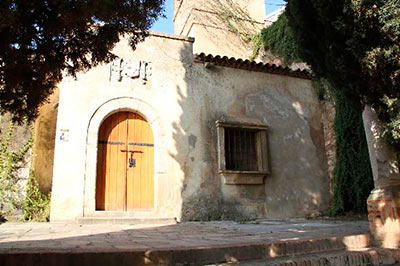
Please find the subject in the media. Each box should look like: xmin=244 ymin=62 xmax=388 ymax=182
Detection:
xmin=49 ymin=0 xmax=331 ymax=222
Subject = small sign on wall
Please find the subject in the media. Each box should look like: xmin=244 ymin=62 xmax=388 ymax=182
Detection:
xmin=60 ymin=129 xmax=69 ymax=142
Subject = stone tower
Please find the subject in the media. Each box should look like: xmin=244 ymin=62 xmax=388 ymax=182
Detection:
xmin=173 ymin=0 xmax=265 ymax=59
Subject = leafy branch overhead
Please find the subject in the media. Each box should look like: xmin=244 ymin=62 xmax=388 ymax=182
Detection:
xmin=264 ymin=0 xmax=399 ymax=151
xmin=261 ymin=12 xmax=300 ymax=65
xmin=0 ymin=0 xmax=165 ymax=122
xmin=285 ymin=0 xmax=400 ymax=109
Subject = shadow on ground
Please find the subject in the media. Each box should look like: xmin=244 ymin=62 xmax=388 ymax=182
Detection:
xmin=0 ymin=220 xmax=370 ymax=265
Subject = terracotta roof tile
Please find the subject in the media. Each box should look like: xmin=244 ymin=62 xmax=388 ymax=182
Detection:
xmin=194 ymin=53 xmax=311 ymax=80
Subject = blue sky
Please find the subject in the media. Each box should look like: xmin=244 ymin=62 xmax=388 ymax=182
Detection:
xmin=151 ymin=0 xmax=286 ymax=34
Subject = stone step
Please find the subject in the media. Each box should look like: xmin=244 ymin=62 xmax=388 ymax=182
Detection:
xmin=263 ymin=234 xmax=371 ymax=258
xmin=263 ymin=248 xmax=400 ymax=266
xmin=0 ymin=233 xmax=372 ymax=266
xmin=76 ymin=217 xmax=177 ymax=225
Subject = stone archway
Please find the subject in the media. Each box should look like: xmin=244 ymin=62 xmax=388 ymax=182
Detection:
xmin=83 ymin=97 xmax=166 ymax=217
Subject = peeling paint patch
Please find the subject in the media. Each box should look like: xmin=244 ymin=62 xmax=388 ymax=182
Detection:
xmin=245 ymin=90 xmax=293 ymax=119
xmin=188 ymin=134 xmax=197 ymax=149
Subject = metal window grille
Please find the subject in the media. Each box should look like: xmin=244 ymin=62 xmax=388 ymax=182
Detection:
xmin=224 ymin=127 xmax=258 ymax=171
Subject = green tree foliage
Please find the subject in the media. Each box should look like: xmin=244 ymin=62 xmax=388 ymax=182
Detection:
xmin=286 ymin=0 xmax=399 ymax=104
xmin=24 ymin=172 xmax=51 ymax=222
xmin=0 ymin=120 xmax=33 ymax=214
xmin=333 ymin=91 xmax=373 ymax=214
xmin=285 ymin=0 xmax=400 ymax=150
xmin=0 ymin=0 xmax=164 ymax=122
xmin=261 ymin=9 xmax=375 ymax=214
xmin=261 ymin=12 xmax=300 ymax=64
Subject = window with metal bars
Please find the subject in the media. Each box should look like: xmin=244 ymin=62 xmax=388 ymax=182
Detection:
xmin=216 ymin=120 xmax=269 ymax=181
xmin=224 ymin=127 xmax=258 ymax=171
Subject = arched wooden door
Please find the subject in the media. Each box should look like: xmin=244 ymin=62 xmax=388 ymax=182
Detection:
xmin=96 ymin=112 xmax=154 ymax=211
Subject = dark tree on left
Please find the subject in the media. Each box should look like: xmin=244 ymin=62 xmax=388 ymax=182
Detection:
xmin=0 ymin=0 xmax=164 ymax=121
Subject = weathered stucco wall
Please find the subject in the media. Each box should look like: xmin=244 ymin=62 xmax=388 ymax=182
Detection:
xmin=178 ymin=62 xmax=329 ymax=220
xmin=31 ymin=89 xmax=59 ymax=194
xmin=50 ymin=33 xmax=329 ymax=221
xmin=173 ymin=0 xmax=265 ymax=59
xmin=50 ymin=34 xmax=194 ymax=221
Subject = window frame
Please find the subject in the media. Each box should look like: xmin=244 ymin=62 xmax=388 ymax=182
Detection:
xmin=216 ymin=120 xmax=270 ymax=185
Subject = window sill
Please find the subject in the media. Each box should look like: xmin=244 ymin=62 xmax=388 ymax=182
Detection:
xmin=219 ymin=171 xmax=268 ymax=185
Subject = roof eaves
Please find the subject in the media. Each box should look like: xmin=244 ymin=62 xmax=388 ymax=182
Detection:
xmin=194 ymin=53 xmax=311 ymax=80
